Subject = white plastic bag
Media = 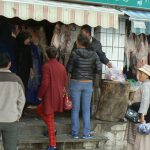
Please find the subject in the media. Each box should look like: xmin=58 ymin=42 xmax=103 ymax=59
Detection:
xmin=105 ymin=68 xmax=125 ymax=83
xmin=138 ymin=123 xmax=150 ymax=135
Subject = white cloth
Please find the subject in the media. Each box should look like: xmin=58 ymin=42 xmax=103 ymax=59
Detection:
xmin=127 ymin=133 xmax=150 ymax=150
xmin=138 ymin=79 xmax=150 ymax=115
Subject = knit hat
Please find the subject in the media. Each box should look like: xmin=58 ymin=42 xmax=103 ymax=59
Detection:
xmin=138 ymin=64 xmax=150 ymax=76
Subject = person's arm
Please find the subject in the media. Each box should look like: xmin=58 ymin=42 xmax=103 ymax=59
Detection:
xmin=66 ymin=52 xmax=75 ymax=74
xmin=17 ymin=78 xmax=25 ymax=120
xmin=138 ymin=84 xmax=150 ymax=122
xmin=94 ymin=41 xmax=112 ymax=68
xmin=139 ymin=113 xmax=145 ymax=123
xmin=38 ymin=64 xmax=50 ymax=100
xmin=95 ymin=53 xmax=102 ymax=74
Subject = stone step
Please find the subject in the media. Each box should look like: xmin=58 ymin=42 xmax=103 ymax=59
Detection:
xmin=19 ymin=117 xmax=96 ymax=136
xmin=18 ymin=118 xmax=71 ymax=135
xmin=18 ymin=134 xmax=107 ymax=143
xmin=18 ymin=134 xmax=107 ymax=150
xmin=17 ymin=109 xmax=127 ymax=150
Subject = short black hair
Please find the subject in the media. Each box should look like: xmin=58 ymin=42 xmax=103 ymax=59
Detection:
xmin=81 ymin=25 xmax=92 ymax=35
xmin=46 ymin=46 xmax=58 ymax=58
xmin=0 ymin=51 xmax=11 ymax=68
xmin=77 ymin=33 xmax=90 ymax=48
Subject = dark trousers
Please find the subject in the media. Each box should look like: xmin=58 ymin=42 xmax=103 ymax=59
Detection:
xmin=0 ymin=122 xmax=18 ymax=150
xmin=131 ymin=102 xmax=150 ymax=122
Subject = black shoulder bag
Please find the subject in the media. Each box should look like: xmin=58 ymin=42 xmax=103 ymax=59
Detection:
xmin=125 ymin=106 xmax=140 ymax=123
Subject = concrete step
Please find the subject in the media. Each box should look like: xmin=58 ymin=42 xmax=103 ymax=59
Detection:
xmin=19 ymin=118 xmax=71 ymax=136
xmin=17 ymin=109 xmax=127 ymax=150
xmin=18 ymin=134 xmax=107 ymax=150
xmin=19 ymin=117 xmax=96 ymax=137
xmin=17 ymin=111 xmax=107 ymax=149
xmin=18 ymin=134 xmax=107 ymax=143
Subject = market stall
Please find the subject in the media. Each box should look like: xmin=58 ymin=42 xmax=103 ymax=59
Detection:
xmin=0 ymin=1 xmax=131 ymax=123
xmin=123 ymin=9 xmax=150 ymax=80
xmin=0 ymin=0 xmax=124 ymax=64
xmin=121 ymin=9 xmax=150 ymax=116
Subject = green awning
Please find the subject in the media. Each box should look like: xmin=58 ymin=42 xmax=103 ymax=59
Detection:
xmin=69 ymin=0 xmax=150 ymax=9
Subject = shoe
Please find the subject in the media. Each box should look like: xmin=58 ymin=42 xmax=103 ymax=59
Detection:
xmin=47 ymin=146 xmax=59 ymax=150
xmin=82 ymin=134 xmax=94 ymax=139
xmin=72 ymin=134 xmax=79 ymax=139
xmin=89 ymin=131 xmax=96 ymax=136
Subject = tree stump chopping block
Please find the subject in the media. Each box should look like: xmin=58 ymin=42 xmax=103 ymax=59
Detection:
xmin=95 ymin=80 xmax=130 ymax=122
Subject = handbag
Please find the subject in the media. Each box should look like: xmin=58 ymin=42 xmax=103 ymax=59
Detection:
xmin=125 ymin=106 xmax=140 ymax=123
xmin=63 ymin=88 xmax=72 ymax=110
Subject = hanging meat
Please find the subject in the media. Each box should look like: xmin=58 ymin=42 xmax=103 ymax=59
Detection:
xmin=136 ymin=34 xmax=148 ymax=68
xmin=58 ymin=24 xmax=72 ymax=65
xmin=125 ymin=33 xmax=138 ymax=70
xmin=38 ymin=27 xmax=48 ymax=63
xmin=124 ymin=33 xmax=138 ymax=79
xmin=51 ymin=22 xmax=61 ymax=49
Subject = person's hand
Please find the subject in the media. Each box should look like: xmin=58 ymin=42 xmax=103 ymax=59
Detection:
xmin=140 ymin=119 xmax=146 ymax=124
xmin=107 ymin=62 xmax=112 ymax=68
xmin=140 ymin=114 xmax=146 ymax=123
xmin=38 ymin=98 xmax=42 ymax=101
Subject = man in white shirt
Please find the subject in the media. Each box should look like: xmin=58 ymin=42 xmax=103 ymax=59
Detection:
xmin=0 ymin=51 xmax=25 ymax=150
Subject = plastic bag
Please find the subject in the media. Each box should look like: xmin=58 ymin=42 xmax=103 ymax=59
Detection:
xmin=138 ymin=123 xmax=150 ymax=135
xmin=105 ymin=68 xmax=125 ymax=83
xmin=127 ymin=79 xmax=141 ymax=91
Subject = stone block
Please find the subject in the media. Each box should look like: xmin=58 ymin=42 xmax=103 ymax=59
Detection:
xmin=83 ymin=142 xmax=97 ymax=149
xmin=104 ymin=132 xmax=115 ymax=145
xmin=95 ymin=80 xmax=130 ymax=122
xmin=93 ymin=121 xmax=127 ymax=150
xmin=115 ymin=131 xmax=126 ymax=141
xmin=111 ymin=124 xmax=127 ymax=131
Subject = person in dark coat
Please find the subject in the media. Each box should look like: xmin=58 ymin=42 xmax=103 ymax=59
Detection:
xmin=72 ymin=25 xmax=112 ymax=68
xmin=26 ymin=43 xmax=42 ymax=105
xmin=67 ymin=33 xmax=101 ymax=139
xmin=37 ymin=46 xmax=67 ymax=150
xmin=16 ymin=32 xmax=33 ymax=93
xmin=0 ymin=23 xmax=17 ymax=73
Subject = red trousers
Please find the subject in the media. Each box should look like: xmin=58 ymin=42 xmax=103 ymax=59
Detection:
xmin=37 ymin=104 xmax=56 ymax=147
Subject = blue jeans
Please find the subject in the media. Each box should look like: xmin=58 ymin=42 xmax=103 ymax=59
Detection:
xmin=70 ymin=80 xmax=93 ymax=136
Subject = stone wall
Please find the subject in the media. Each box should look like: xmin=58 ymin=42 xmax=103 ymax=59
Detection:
xmin=94 ymin=121 xmax=127 ymax=150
